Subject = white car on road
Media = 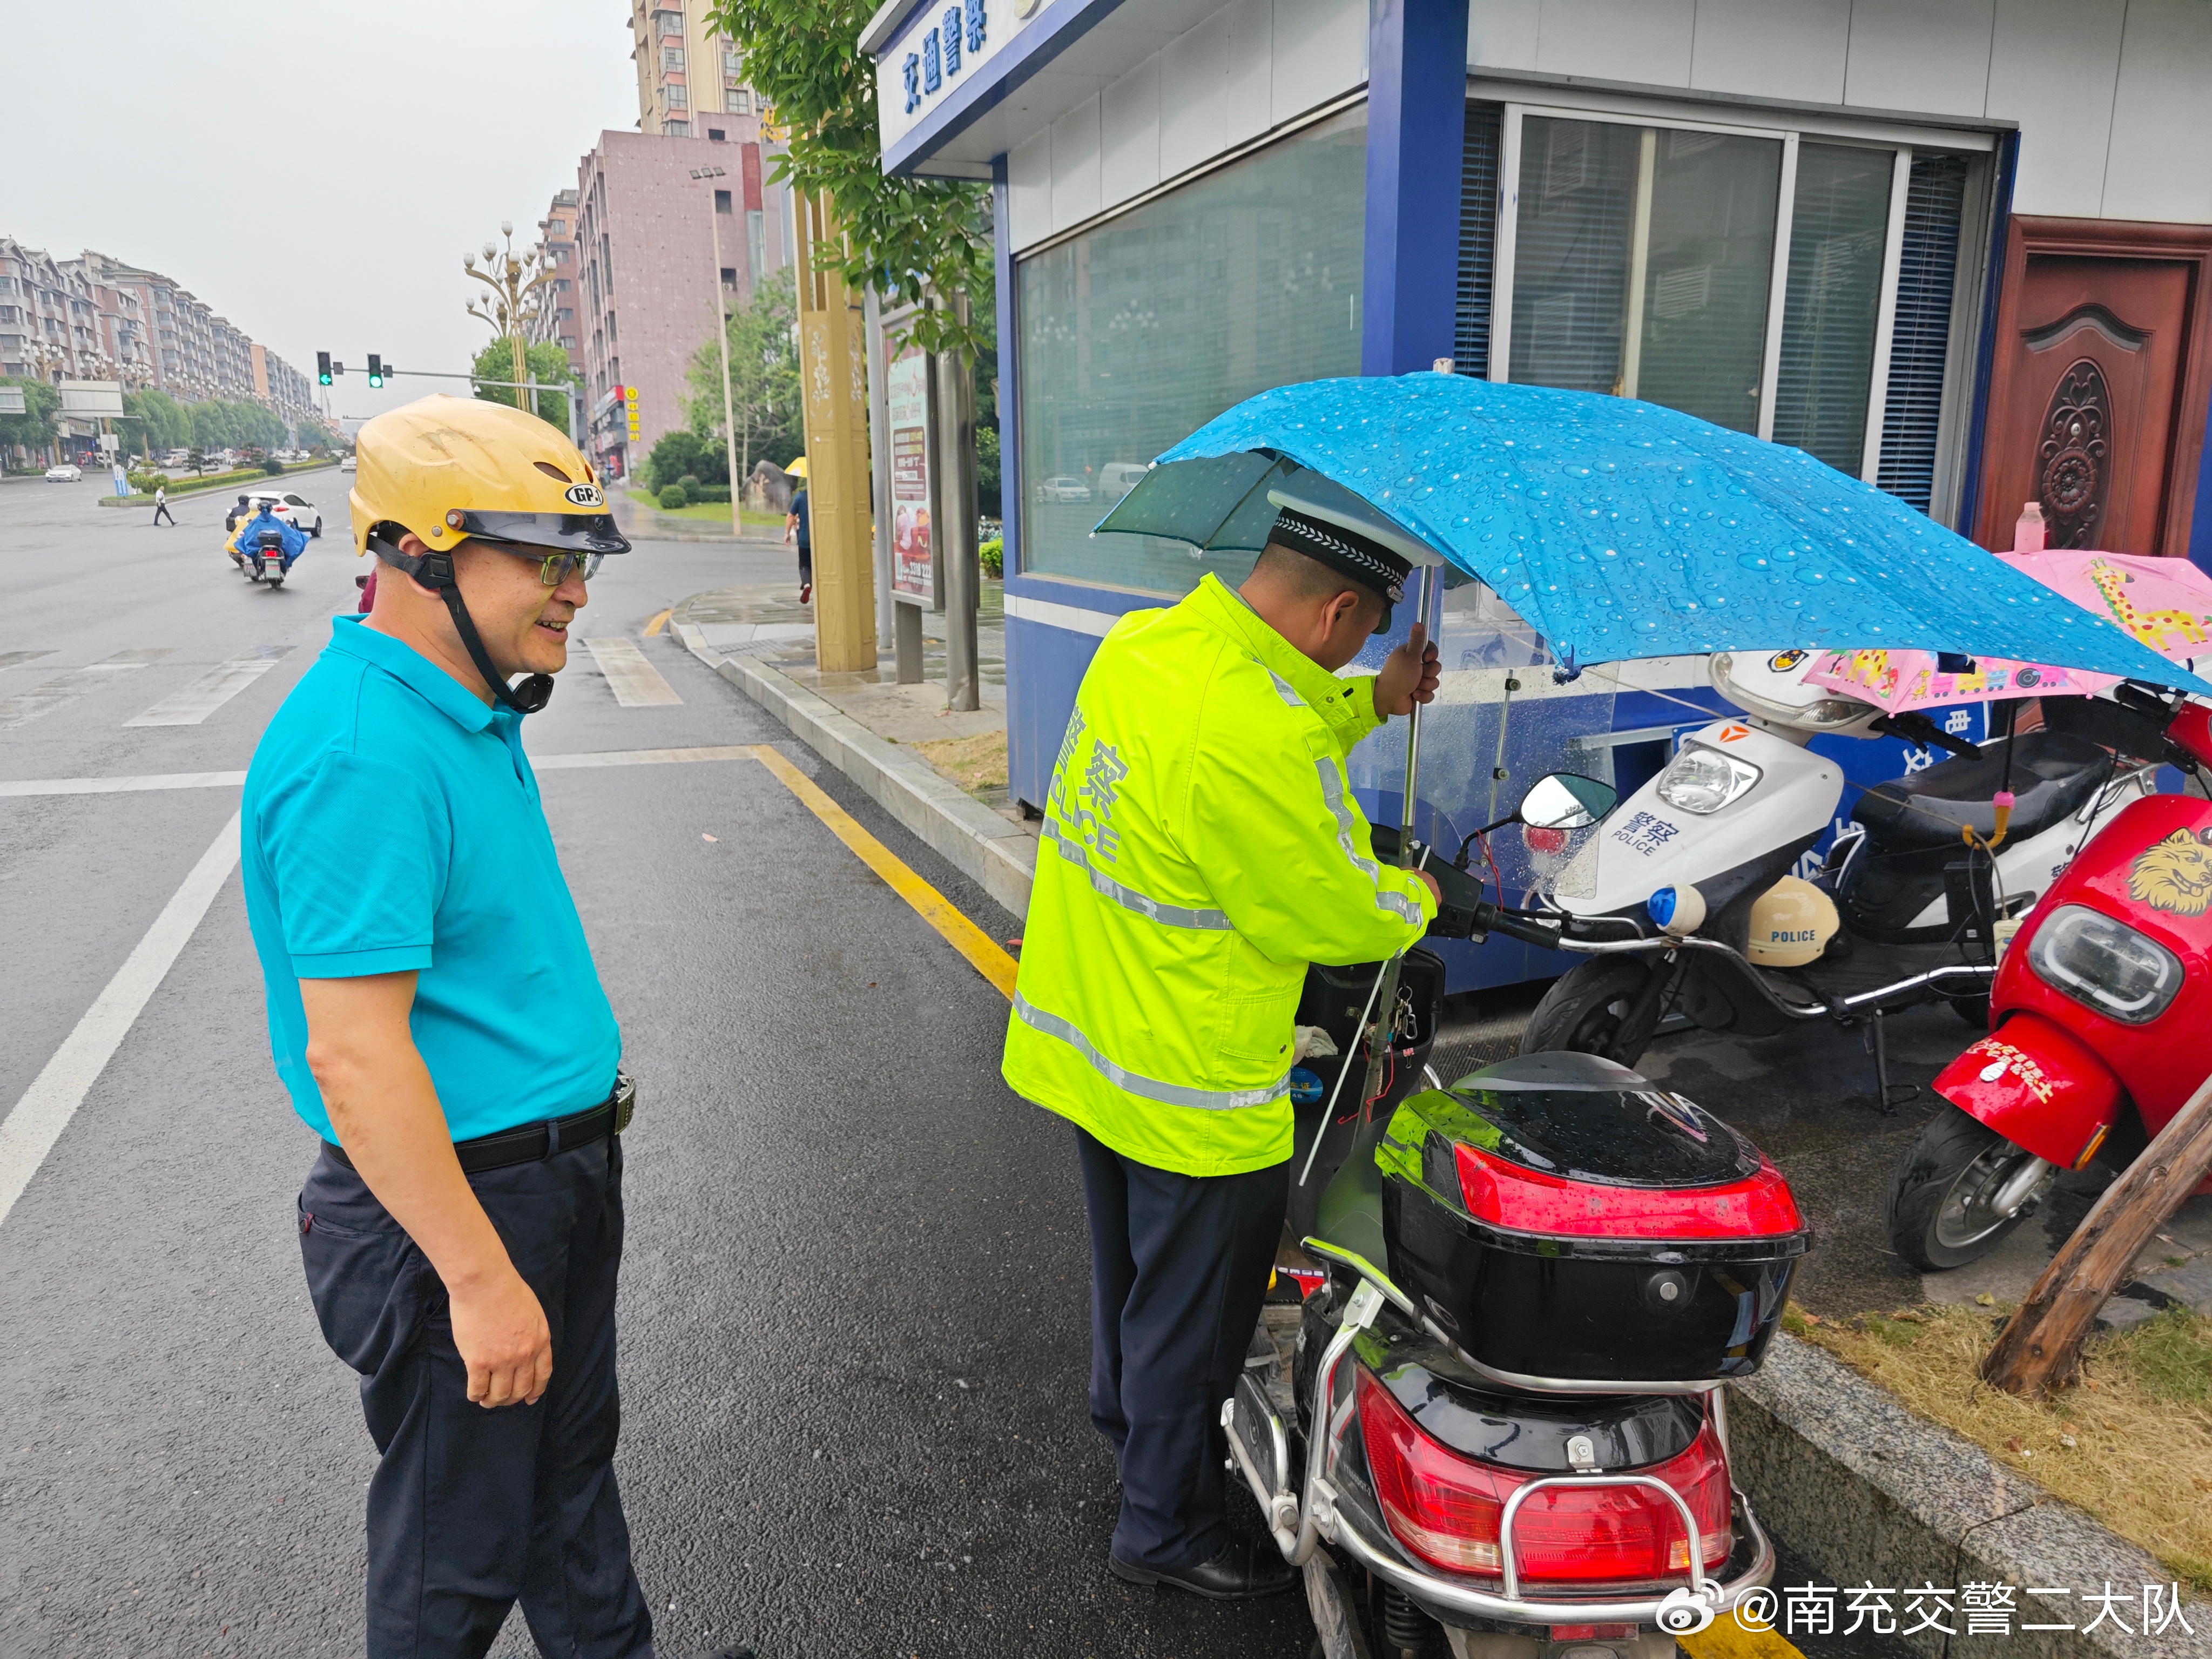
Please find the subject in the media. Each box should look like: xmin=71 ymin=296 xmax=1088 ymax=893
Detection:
xmin=242 ymin=487 xmax=325 ymax=537
xmin=339 ymin=455 xmax=356 ymax=474
xmin=45 ymin=463 xmax=82 ymax=482
xmin=1033 ymin=475 xmax=1091 ymax=503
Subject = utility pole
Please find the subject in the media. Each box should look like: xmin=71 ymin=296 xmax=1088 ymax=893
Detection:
xmin=692 ymin=165 xmax=744 ymax=538
xmin=792 ymin=190 xmax=876 ymax=675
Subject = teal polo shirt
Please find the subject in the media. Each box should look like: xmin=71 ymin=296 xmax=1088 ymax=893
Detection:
xmin=242 ymin=615 xmax=621 ymax=1144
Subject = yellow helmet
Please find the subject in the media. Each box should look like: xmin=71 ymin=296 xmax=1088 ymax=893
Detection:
xmin=348 ymin=393 xmax=630 ymax=562
xmin=1748 ymin=875 xmax=1839 ymax=968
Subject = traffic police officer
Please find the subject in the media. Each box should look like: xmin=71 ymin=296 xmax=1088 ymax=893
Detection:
xmin=243 ymin=396 xmax=752 ymax=1658
xmin=1003 ymin=494 xmax=1442 ymax=1597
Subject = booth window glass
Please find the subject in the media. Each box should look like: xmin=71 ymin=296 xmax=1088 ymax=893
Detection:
xmin=1458 ymin=103 xmax=1979 ymax=522
xmin=1016 ymin=107 xmax=1366 ymax=595
xmin=1510 ymin=118 xmax=1779 ymax=431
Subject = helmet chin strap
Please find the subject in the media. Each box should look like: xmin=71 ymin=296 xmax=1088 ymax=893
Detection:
xmin=369 ymin=535 xmax=554 ymax=714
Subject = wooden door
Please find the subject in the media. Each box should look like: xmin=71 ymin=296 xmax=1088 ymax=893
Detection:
xmin=1974 ymin=219 xmax=2212 ymax=559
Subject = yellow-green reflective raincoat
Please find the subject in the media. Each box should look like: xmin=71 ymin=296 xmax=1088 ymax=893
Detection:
xmin=1002 ymin=574 xmax=1437 ymax=1177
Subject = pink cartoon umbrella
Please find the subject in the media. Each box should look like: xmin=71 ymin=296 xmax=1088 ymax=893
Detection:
xmin=1803 ymin=551 xmax=2212 ymax=716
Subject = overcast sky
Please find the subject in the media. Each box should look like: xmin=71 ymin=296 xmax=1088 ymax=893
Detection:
xmin=0 ymin=0 xmax=642 ymax=423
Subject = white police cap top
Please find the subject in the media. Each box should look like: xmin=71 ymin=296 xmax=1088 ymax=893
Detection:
xmin=1265 ymin=485 xmax=1445 ymax=570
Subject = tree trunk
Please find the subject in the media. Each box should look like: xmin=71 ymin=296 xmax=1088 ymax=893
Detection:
xmin=1981 ymin=1073 xmax=2212 ymax=1398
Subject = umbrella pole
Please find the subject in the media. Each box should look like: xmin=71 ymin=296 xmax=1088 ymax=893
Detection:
xmin=1351 ymin=567 xmax=1442 ymax=1144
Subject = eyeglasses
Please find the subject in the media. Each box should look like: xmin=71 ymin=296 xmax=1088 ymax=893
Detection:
xmin=534 ymin=551 xmax=605 ymax=586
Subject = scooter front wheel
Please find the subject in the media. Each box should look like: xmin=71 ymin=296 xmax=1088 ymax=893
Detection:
xmin=1516 ymin=957 xmax=1667 ymax=1065
xmin=1886 ymin=1104 xmax=2048 ymax=1271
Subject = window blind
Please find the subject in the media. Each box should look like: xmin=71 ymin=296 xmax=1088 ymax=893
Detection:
xmin=1455 ymin=104 xmax=1503 ymax=377
xmin=1876 ymin=155 xmax=1969 ymax=511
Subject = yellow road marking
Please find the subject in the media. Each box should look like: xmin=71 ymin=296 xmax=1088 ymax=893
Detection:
xmin=745 ymin=745 xmax=1019 ymax=1000
xmin=644 ymin=608 xmax=672 ymax=637
xmin=1680 ymin=1611 xmax=1809 ymax=1659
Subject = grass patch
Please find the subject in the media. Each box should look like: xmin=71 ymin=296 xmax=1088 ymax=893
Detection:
xmin=626 ymin=488 xmax=782 ymax=529
xmin=1785 ymin=1301 xmax=2212 ymax=1595
xmin=914 ymin=731 xmax=1007 ymax=797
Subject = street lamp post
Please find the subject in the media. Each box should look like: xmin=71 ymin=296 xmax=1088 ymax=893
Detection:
xmin=463 ymin=222 xmax=560 ymax=430
xmin=690 ymin=165 xmax=744 ymax=538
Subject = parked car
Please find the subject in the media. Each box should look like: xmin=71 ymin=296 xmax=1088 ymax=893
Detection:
xmin=44 ymin=463 xmax=82 ymax=482
xmin=242 ymin=487 xmax=324 ymax=537
xmin=159 ymin=449 xmax=190 ymax=468
xmin=1033 ymin=475 xmax=1091 ymax=503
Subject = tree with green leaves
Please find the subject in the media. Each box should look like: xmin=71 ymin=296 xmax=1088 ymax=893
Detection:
xmin=471 ymin=339 xmax=577 ymax=430
xmin=684 ymin=267 xmax=802 ymax=493
xmin=708 ymin=0 xmax=992 ymax=361
xmin=0 ymin=376 xmax=60 ymax=467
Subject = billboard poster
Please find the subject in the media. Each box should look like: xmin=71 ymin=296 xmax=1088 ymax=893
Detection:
xmin=887 ymin=342 xmax=933 ymax=601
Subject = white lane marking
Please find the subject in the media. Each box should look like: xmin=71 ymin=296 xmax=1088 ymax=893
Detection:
xmin=531 ymin=745 xmax=752 ymax=769
xmin=0 ymin=649 xmax=173 ymax=731
xmin=0 ymin=812 xmax=242 ymax=1230
xmin=124 ymin=647 xmax=294 ymax=727
xmin=0 ymin=770 xmax=249 ymax=798
xmin=0 ymin=746 xmax=765 ymax=798
xmin=583 ymin=637 xmax=683 ymax=706
xmin=0 ymin=651 xmax=57 ymax=671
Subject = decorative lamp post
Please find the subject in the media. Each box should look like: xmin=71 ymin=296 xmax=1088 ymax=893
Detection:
xmin=463 ymin=221 xmax=559 ymax=424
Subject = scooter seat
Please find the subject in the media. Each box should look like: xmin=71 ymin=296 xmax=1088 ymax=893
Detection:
xmin=1854 ymin=731 xmax=2110 ymax=853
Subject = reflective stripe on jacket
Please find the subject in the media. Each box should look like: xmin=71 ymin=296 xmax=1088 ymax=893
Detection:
xmin=1001 ymin=573 xmax=1435 ymax=1177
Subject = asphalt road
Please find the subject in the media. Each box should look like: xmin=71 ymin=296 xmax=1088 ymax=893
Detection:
xmin=0 ymin=477 xmax=1317 ymax=1658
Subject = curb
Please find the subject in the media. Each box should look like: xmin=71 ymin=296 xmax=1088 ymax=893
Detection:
xmin=673 ymin=621 xmax=1035 ymax=918
xmin=1730 ymin=1336 xmax=2209 ymax=1659
xmin=96 ymin=460 xmax=339 ymax=507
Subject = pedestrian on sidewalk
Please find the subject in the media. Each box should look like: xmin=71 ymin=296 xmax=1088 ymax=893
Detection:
xmin=151 ymin=484 xmax=174 ymax=526
xmin=784 ymin=484 xmax=811 ymax=604
xmin=241 ymin=394 xmax=757 ymax=1659
xmin=1002 ymin=497 xmax=1441 ymax=1600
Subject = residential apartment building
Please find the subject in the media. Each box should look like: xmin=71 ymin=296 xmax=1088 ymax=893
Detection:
xmin=629 ymin=1 xmax=763 ymax=140
xmin=572 ymin=127 xmax=790 ymax=480
xmin=530 ymin=187 xmax=585 ymax=379
xmin=3 ymin=237 xmax=318 ymax=438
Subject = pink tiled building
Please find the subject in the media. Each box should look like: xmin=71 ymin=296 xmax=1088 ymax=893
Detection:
xmin=573 ymin=127 xmax=790 ymax=482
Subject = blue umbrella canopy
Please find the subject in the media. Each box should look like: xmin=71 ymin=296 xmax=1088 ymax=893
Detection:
xmin=1095 ymin=374 xmax=2210 ymax=690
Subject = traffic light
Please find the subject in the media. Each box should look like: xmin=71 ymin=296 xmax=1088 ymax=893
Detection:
xmin=366 ymin=354 xmax=385 ymax=388
xmin=316 ymin=351 xmax=332 ymax=386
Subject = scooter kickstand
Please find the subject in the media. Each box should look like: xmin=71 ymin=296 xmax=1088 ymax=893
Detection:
xmin=1864 ymin=1010 xmax=1919 ymax=1117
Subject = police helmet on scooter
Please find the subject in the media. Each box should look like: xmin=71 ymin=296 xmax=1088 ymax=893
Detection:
xmin=1748 ymin=875 xmax=1840 ymax=967
xmin=349 ymin=395 xmax=631 ymax=714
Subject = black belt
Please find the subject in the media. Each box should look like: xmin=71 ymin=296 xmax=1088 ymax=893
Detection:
xmin=322 ymin=1075 xmax=635 ymax=1176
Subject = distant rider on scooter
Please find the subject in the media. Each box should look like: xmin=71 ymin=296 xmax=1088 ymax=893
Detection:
xmin=228 ymin=501 xmax=309 ymax=575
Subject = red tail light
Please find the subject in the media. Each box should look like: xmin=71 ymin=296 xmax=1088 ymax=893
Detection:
xmin=1454 ymin=1141 xmax=1802 ymax=1239
xmin=1357 ymin=1368 xmax=1731 ymax=1587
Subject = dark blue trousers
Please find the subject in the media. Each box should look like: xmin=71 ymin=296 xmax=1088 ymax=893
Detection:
xmin=1076 ymin=1128 xmax=1287 ymax=1570
xmin=298 ymin=1137 xmax=653 ymax=1659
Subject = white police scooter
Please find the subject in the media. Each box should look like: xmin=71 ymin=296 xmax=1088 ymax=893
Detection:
xmin=1508 ymin=650 xmax=2163 ymax=1090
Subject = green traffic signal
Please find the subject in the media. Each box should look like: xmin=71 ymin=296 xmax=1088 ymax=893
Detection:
xmin=367 ymin=353 xmax=385 ymax=389
xmin=316 ymin=351 xmax=333 ymax=386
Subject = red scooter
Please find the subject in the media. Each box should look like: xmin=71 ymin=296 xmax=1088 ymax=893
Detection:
xmin=1887 ymin=692 xmax=2212 ymax=1270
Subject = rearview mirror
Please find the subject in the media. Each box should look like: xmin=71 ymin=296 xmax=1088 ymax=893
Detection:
xmin=1518 ymin=772 xmax=1617 ymax=831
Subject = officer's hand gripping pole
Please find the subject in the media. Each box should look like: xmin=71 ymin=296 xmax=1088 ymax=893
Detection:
xmin=1297 ymin=565 xmax=1437 ymax=1190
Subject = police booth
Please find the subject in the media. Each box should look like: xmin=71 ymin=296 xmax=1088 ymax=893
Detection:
xmin=865 ymin=0 xmax=2212 ymax=991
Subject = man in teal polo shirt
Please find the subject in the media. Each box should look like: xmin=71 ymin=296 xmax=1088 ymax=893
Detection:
xmin=244 ymin=397 xmax=752 ymax=1659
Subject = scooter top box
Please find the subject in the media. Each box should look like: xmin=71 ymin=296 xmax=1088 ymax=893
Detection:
xmin=1378 ymin=1052 xmax=1810 ymax=1386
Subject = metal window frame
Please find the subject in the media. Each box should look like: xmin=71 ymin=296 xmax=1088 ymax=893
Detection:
xmin=1479 ymin=86 xmax=1992 ymax=491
